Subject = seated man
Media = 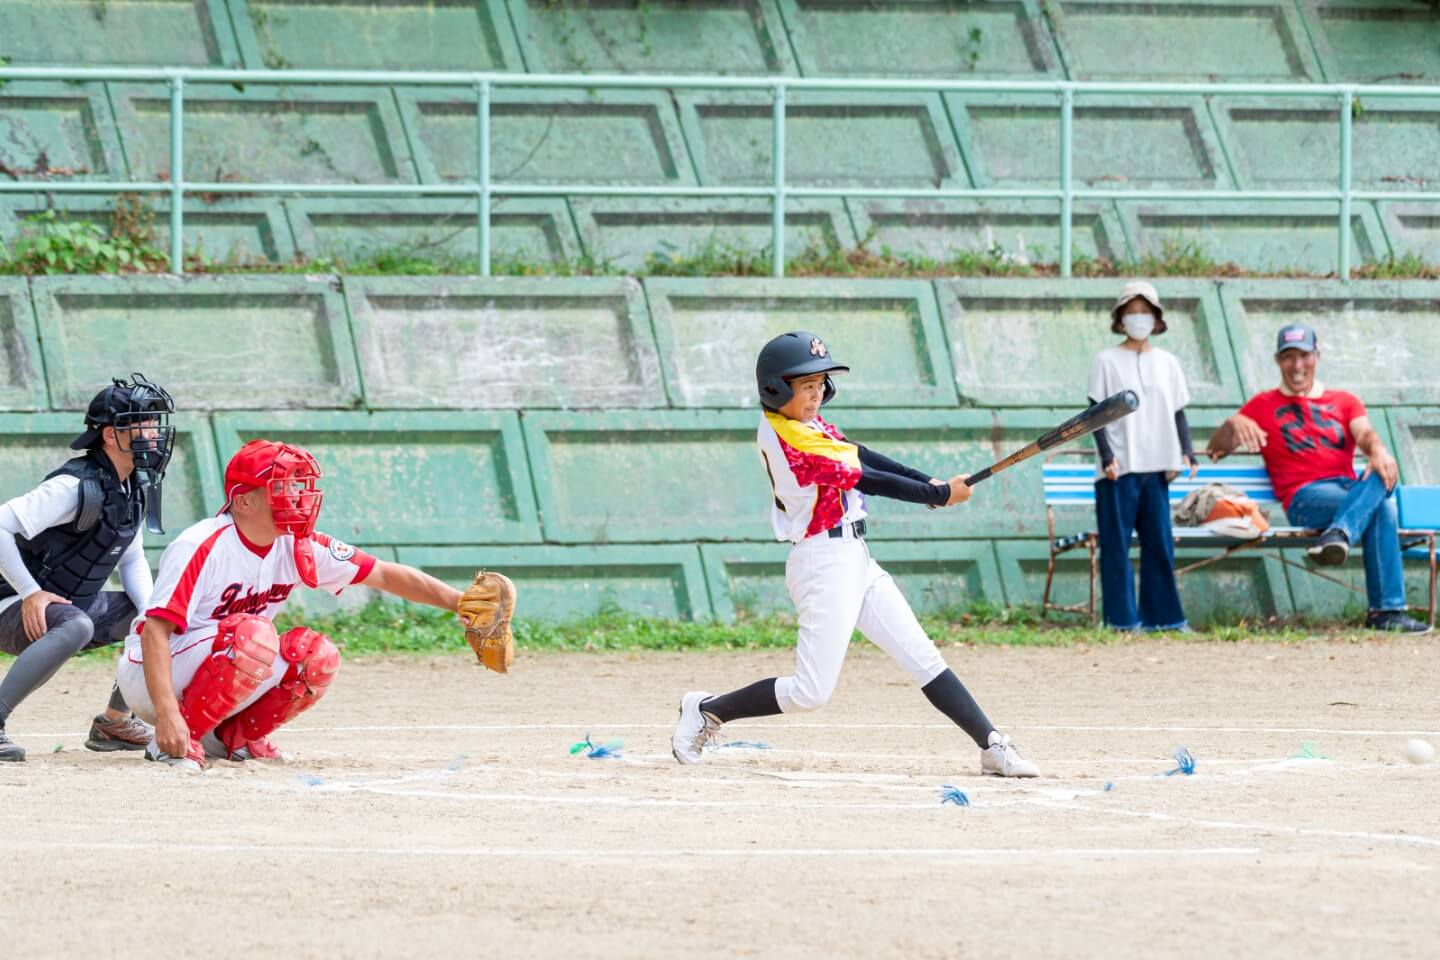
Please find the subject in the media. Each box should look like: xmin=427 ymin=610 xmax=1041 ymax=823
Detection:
xmin=1207 ymin=323 xmax=1428 ymax=633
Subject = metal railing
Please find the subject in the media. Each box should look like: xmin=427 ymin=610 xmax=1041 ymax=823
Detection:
xmin=2 ymin=66 xmax=1438 ymax=280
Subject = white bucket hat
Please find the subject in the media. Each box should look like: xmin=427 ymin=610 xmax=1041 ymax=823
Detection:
xmin=1110 ymin=280 xmax=1167 ymax=334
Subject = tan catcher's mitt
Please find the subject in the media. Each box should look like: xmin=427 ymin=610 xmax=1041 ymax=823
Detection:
xmin=457 ymin=570 xmax=516 ymax=673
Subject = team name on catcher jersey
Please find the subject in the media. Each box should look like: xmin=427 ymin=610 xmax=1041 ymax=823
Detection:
xmin=125 ymin=516 xmax=375 ymax=661
xmin=757 ymin=411 xmax=867 ymax=543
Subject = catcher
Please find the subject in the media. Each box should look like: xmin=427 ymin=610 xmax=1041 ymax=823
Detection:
xmin=116 ymin=439 xmax=515 ymax=770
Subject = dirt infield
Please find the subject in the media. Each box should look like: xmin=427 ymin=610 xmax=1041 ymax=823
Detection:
xmin=3 ymin=639 xmax=1438 ymax=959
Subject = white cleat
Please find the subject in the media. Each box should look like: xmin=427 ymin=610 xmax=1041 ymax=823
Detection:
xmin=144 ymin=736 xmax=203 ymax=773
xmin=981 ymin=732 xmax=1040 ymax=778
xmin=671 ymin=691 xmax=721 ymax=765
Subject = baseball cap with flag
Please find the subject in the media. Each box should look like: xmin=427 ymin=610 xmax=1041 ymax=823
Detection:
xmin=1274 ymin=323 xmax=1319 ymax=356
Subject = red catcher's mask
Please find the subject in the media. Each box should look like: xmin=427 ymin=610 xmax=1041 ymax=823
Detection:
xmin=220 ymin=440 xmax=325 ymax=588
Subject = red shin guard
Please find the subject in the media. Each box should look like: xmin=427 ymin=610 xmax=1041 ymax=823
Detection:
xmin=178 ymin=614 xmax=281 ymax=741
xmin=214 ymin=626 xmax=339 ymax=756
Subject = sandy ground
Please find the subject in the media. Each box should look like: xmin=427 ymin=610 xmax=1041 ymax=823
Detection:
xmin=2 ymin=639 xmax=1438 ymax=959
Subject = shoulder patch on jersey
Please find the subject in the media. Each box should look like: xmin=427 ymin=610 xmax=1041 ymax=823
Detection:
xmin=328 ymin=539 xmax=356 ymax=562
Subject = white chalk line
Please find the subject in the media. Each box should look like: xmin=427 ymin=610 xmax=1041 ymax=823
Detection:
xmin=245 ymin=755 xmax=1357 ymax=812
xmin=5 ymin=838 xmax=1264 ymax=861
xmin=297 ymin=722 xmax=1440 ymax=737
xmin=1031 ymin=795 xmax=1440 ymax=852
xmin=238 ymin=757 xmax=1440 ymax=854
xmin=258 ymin=780 xmax=945 ymax=811
xmin=21 ymin=755 xmax=1437 ymax=856
xmin=17 ymin=721 xmax=1440 ymax=738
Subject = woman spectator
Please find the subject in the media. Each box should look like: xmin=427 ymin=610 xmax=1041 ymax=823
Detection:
xmin=1087 ymin=281 xmax=1197 ymax=631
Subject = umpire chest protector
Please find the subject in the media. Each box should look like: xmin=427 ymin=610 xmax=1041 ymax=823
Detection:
xmin=0 ymin=451 xmax=143 ymax=609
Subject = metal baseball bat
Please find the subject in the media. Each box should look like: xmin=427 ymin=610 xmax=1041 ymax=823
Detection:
xmin=963 ymin=390 xmax=1141 ymax=487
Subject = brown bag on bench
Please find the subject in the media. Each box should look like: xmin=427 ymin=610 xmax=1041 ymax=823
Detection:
xmin=1174 ymin=483 xmax=1271 ymax=539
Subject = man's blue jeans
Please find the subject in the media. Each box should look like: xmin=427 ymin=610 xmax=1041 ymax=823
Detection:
xmin=1286 ymin=472 xmax=1406 ymax=612
xmin=1095 ymin=472 xmax=1187 ymax=631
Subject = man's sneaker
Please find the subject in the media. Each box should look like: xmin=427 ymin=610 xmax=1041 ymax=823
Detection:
xmin=980 ymin=732 xmax=1040 ymax=778
xmin=671 ymin=691 xmax=721 ymax=765
xmin=1366 ymin=610 xmax=1433 ymax=634
xmin=85 ymin=714 xmax=153 ymax=752
xmin=1307 ymin=528 xmax=1350 ymax=566
xmin=201 ymin=730 xmax=286 ymax=762
xmin=144 ymin=736 xmax=204 ymax=772
xmin=0 ymin=728 xmax=25 ymax=763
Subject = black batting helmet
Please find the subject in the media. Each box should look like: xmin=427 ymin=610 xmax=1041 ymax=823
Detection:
xmin=755 ymin=331 xmax=849 ymax=411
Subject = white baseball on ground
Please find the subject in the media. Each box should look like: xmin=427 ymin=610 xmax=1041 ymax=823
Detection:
xmin=1403 ymin=738 xmax=1435 ymax=765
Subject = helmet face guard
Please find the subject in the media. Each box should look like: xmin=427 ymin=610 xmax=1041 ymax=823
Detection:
xmin=265 ymin=446 xmax=324 ymax=540
xmin=107 ymin=373 xmax=176 ymax=535
xmin=112 ymin=374 xmax=176 ymax=479
xmin=267 ymin=445 xmax=324 ymax=589
xmin=219 ymin=440 xmax=326 ymax=588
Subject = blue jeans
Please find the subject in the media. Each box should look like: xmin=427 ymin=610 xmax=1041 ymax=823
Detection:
xmin=1286 ymin=472 xmax=1406 ymax=612
xmin=1095 ymin=472 xmax=1187 ymax=631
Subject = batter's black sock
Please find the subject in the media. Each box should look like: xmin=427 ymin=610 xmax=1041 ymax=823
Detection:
xmin=701 ymin=679 xmax=781 ymax=724
xmin=106 ymin=682 xmax=128 ymax=714
xmin=921 ymin=669 xmax=994 ymax=749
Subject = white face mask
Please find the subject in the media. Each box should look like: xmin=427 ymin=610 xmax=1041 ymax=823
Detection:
xmin=1122 ymin=313 xmax=1156 ymax=341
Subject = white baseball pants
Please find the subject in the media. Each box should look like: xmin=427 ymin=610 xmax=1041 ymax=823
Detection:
xmin=775 ymin=532 xmax=949 ymax=713
xmin=115 ymin=633 xmax=290 ymax=725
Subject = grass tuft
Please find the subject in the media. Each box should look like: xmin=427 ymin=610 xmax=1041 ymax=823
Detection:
xmin=25 ymin=601 xmax=1392 ymax=665
xmin=6 ymin=206 xmax=1437 ymax=280
xmin=234 ymin=601 xmax=1389 ymax=657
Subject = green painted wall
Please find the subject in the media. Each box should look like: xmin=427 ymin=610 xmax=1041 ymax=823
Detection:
xmin=2 ymin=1 xmax=1436 ymax=270
xmin=2 ymin=275 xmax=1438 ymax=623
xmin=2 ymin=3 xmax=1439 ymax=622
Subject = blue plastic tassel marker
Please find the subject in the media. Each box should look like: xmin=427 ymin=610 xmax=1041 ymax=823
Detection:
xmin=1164 ymin=747 xmax=1197 ymax=776
xmin=940 ymin=785 xmax=970 ymax=806
xmin=569 ymin=735 xmax=623 ymax=759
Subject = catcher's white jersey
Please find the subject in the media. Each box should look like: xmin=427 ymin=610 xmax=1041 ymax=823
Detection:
xmin=123 ymin=515 xmax=375 ymax=662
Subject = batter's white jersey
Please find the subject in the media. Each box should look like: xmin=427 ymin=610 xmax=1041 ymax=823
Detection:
xmin=123 ymin=515 xmax=375 ymax=663
xmin=756 ymin=411 xmax=867 ymax=544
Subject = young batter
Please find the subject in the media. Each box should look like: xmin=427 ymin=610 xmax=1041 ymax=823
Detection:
xmin=670 ymin=331 xmax=1039 ymax=777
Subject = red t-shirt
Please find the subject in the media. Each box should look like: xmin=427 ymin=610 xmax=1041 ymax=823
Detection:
xmin=1238 ymin=389 xmax=1366 ymax=507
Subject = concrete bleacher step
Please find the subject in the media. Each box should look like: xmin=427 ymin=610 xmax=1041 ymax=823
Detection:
xmin=284 ymin=197 xmax=581 ymax=268
xmin=2 ymin=1 xmax=1440 ymax=622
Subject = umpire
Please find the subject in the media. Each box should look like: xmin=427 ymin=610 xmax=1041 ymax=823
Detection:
xmin=0 ymin=375 xmax=176 ymax=761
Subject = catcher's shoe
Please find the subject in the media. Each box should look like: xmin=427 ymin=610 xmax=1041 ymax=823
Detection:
xmin=671 ymin=691 xmax=721 ymax=765
xmin=980 ymin=732 xmax=1040 ymax=778
xmin=85 ymin=713 xmax=153 ymax=752
xmin=0 ymin=727 xmax=26 ymax=762
xmin=144 ymin=736 xmax=204 ymax=772
xmin=201 ymin=730 xmax=286 ymax=762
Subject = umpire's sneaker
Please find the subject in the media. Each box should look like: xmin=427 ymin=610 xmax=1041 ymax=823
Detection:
xmin=1365 ymin=610 xmax=1433 ymax=634
xmin=981 ymin=732 xmax=1040 ymax=778
xmin=0 ymin=727 xmax=25 ymax=763
xmin=672 ymin=691 xmax=721 ymax=765
xmin=85 ymin=713 xmax=153 ymax=752
xmin=1307 ymin=527 xmax=1350 ymax=566
xmin=144 ymin=736 xmax=204 ymax=772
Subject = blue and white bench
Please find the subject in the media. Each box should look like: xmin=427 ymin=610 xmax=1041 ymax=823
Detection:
xmin=1040 ymin=454 xmax=1439 ymax=626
